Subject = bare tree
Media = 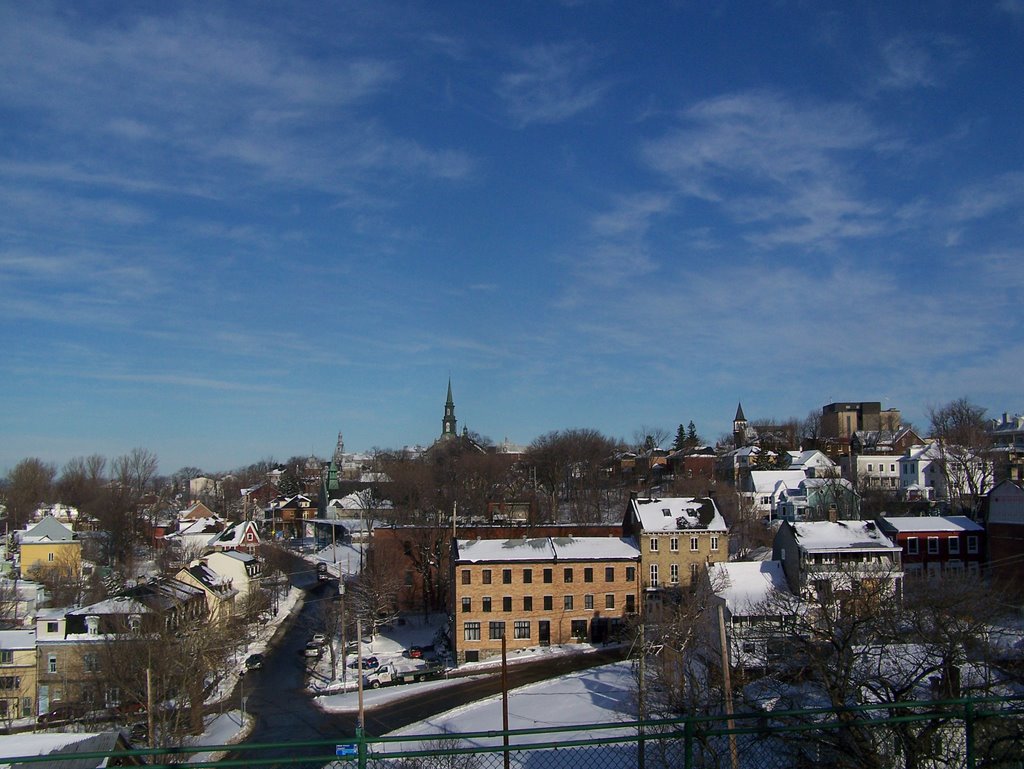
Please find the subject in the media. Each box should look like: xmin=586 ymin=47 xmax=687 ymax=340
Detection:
xmin=348 ymin=559 xmax=401 ymax=637
xmin=927 ymin=398 xmax=994 ymax=515
xmin=3 ymin=457 xmax=56 ymax=528
xmin=524 ymin=428 xmax=618 ymax=523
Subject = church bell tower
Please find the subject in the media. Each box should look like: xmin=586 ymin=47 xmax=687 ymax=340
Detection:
xmin=442 ymin=379 xmax=457 ymax=439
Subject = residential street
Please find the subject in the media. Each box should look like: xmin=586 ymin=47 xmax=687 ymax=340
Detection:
xmin=225 ymin=570 xmax=628 ymax=767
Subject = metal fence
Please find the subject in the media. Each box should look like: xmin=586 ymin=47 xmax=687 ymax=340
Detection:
xmin=6 ymin=695 xmax=1024 ymax=769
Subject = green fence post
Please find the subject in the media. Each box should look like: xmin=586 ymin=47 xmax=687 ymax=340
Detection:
xmin=965 ymin=700 xmax=975 ymax=769
xmin=357 ymin=726 xmax=367 ymax=769
xmin=684 ymin=716 xmax=694 ymax=769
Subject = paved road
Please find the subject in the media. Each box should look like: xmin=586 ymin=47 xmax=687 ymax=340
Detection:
xmin=225 ymin=568 xmax=627 ymax=767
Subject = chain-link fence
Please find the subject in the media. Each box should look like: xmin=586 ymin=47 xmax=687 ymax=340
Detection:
xmin=5 ymin=695 xmax=1024 ymax=769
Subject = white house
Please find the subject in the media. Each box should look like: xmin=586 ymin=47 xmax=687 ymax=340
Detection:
xmin=205 ymin=551 xmax=262 ymax=599
xmin=899 ymin=443 xmax=993 ymax=507
xmin=746 ymin=470 xmax=808 ymax=515
xmin=707 ymin=561 xmax=797 ymax=671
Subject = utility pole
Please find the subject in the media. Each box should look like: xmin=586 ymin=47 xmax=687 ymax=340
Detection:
xmin=146 ymin=667 xmax=155 ymax=750
xmin=637 ymin=622 xmax=645 ymax=769
xmin=718 ymin=605 xmax=739 ymax=769
xmin=340 ymin=579 xmax=347 ymax=687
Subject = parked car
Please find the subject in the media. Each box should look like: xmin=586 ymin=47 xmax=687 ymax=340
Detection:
xmin=113 ymin=700 xmax=147 ymax=718
xmin=38 ymin=702 xmax=88 ymax=725
xmin=244 ymin=653 xmax=264 ymax=671
xmin=303 ymin=642 xmax=323 ymax=658
xmin=350 ymin=655 xmax=379 ymax=669
xmin=406 ymin=646 xmax=424 ymax=659
xmin=311 ymin=633 xmax=326 ymax=645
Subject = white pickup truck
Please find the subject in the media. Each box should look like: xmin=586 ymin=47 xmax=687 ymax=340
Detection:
xmin=363 ymin=660 xmax=445 ymax=688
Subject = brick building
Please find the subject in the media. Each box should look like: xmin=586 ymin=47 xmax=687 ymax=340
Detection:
xmin=876 ymin=516 xmax=984 ymax=579
xmin=450 ymin=537 xmax=640 ymax=664
xmin=622 ymin=496 xmax=729 ymax=593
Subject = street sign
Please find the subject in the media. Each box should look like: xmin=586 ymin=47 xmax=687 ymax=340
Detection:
xmin=335 ymin=743 xmax=358 ymax=758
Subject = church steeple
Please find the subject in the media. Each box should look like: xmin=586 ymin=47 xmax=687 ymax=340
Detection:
xmin=733 ymin=402 xmax=749 ymax=448
xmin=442 ymin=379 xmax=457 ymax=439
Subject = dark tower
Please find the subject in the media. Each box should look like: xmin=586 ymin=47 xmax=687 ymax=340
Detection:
xmin=442 ymin=379 xmax=458 ymax=440
xmin=733 ymin=402 xmax=749 ymax=448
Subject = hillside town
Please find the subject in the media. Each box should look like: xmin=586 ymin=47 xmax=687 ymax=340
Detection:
xmin=2 ymin=389 xmax=1023 ymax=765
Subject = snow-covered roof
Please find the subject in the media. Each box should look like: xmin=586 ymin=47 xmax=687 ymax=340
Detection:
xmin=749 ymin=470 xmax=807 ymax=494
xmin=629 ymin=497 xmax=727 ymax=532
xmin=210 ymin=520 xmax=259 ymax=547
xmin=213 ymin=550 xmax=256 ymax=563
xmin=790 ymin=520 xmax=898 ymax=552
xmin=456 ymin=537 xmax=640 ymax=563
xmin=708 ymin=561 xmax=792 ymax=615
xmin=0 ymin=629 xmax=36 ymax=649
xmin=878 ymin=515 xmax=984 ymax=533
xmin=69 ymin=595 xmax=149 ymax=616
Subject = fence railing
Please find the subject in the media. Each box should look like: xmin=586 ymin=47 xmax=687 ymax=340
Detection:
xmin=5 ymin=695 xmax=1024 ymax=769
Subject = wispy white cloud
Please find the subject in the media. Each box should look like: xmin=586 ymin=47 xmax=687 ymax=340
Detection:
xmin=641 ymin=90 xmax=889 ymax=248
xmin=873 ymin=35 xmax=967 ymax=93
xmin=496 ymin=42 xmax=608 ymax=127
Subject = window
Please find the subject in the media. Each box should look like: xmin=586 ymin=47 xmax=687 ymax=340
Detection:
xmin=907 ymin=537 xmax=919 ymax=555
xmin=867 ymin=463 xmax=873 ymax=472
xmin=670 ymin=537 xmax=679 ymax=552
xmin=482 ymin=569 xmax=492 ymax=585
xmin=670 ymin=564 xmax=679 ymax=583
xmin=710 ymin=536 xmax=719 ymax=551
xmin=46 ymin=622 xmax=58 ymax=633
xmin=489 ymin=621 xmax=506 ymax=640
xmin=502 ymin=569 xmax=512 ymax=584
xmin=564 ymin=595 xmax=574 ymax=610
xmin=967 ymin=536 xmax=979 ymax=555
xmin=742 ymin=642 xmax=757 ymax=655
xmin=543 ymin=569 xmax=553 ymax=584
xmin=605 ymin=567 xmax=614 ymax=582
xmin=543 ymin=595 xmax=553 ymax=611
xmin=927 ymin=537 xmax=939 ymax=555
xmin=47 ymin=552 xmax=55 ymax=562
xmin=464 ymin=622 xmax=481 ymax=641
xmin=514 ymin=620 xmax=531 ymax=639
xmin=0 ymin=651 xmax=11 ymax=665
xmin=48 ymin=655 xmax=57 ymax=674
xmin=482 ymin=597 xmax=492 ymax=613
xmin=649 ymin=538 xmax=659 ymax=552
xmin=584 ymin=594 xmax=594 ymax=609
xmin=462 ymin=597 xmax=471 ymax=613
xmin=890 ymin=464 xmax=896 ymax=473
xmin=691 ymin=563 xmax=699 ymax=582
xmin=523 ymin=569 xmax=533 ymax=584
xmin=503 ymin=596 xmax=512 ymax=612
xmin=626 ymin=594 xmax=636 ymax=613
xmin=605 ymin=594 xmax=615 ymax=609
xmin=571 ymin=619 xmax=587 ymax=639
xmin=626 ymin=566 xmax=635 ymax=582
xmin=564 ymin=568 xmax=574 ymax=583
xmin=650 ymin=564 xmax=659 ymax=587
xmin=690 ymin=537 xmax=699 ymax=551
xmin=0 ymin=676 xmax=20 ymax=690
xmin=948 ymin=537 xmax=960 ymax=555
xmin=83 ymin=654 xmax=99 ymax=673
xmin=461 ymin=570 xmax=471 ymax=585
xmin=523 ymin=596 xmax=533 ymax=611
xmin=584 ymin=567 xmax=593 ymax=583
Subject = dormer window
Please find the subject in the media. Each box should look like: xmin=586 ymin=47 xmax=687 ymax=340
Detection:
xmin=662 ymin=508 xmax=671 ymax=517
xmin=128 ymin=615 xmax=142 ymax=633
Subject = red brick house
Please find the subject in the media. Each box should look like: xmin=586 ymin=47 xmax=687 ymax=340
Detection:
xmin=876 ymin=515 xmax=984 ymax=579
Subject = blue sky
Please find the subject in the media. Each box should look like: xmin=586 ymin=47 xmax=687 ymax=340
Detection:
xmin=2 ymin=1 xmax=1023 ymax=475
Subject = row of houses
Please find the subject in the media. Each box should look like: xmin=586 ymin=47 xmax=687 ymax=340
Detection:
xmin=0 ymin=550 xmax=260 ymax=721
xmin=444 ymin=490 xmax=1018 ymax=666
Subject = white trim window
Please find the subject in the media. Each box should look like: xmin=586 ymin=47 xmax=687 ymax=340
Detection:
xmin=649 ymin=564 xmax=659 ymax=587
xmin=927 ymin=537 xmax=940 ymax=555
xmin=907 ymin=537 xmax=919 ymax=555
xmin=670 ymin=537 xmax=679 ymax=552
xmin=948 ymin=536 xmax=960 ymax=555
xmin=967 ymin=536 xmax=979 ymax=555
xmin=649 ymin=538 xmax=659 ymax=552
xmin=670 ymin=564 xmax=679 ymax=583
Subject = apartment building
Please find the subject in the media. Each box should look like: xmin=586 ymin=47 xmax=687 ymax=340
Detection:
xmin=622 ymin=496 xmax=729 ymax=592
xmin=450 ymin=537 xmax=640 ymax=664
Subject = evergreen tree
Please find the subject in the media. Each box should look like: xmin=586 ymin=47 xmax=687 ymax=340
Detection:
xmin=686 ymin=421 xmax=699 ymax=447
xmin=673 ymin=424 xmax=687 ymax=451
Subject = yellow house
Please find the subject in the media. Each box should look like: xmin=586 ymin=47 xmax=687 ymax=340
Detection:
xmin=0 ymin=629 xmax=38 ymax=719
xmin=19 ymin=515 xmax=82 ymax=579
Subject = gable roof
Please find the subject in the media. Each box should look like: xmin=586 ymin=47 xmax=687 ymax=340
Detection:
xmin=21 ymin=515 xmax=76 ymax=543
xmin=708 ymin=561 xmax=793 ymax=615
xmin=878 ymin=515 xmax=983 ymax=534
xmin=749 ymin=470 xmax=807 ymax=494
xmin=209 ymin=520 xmax=260 ymax=548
